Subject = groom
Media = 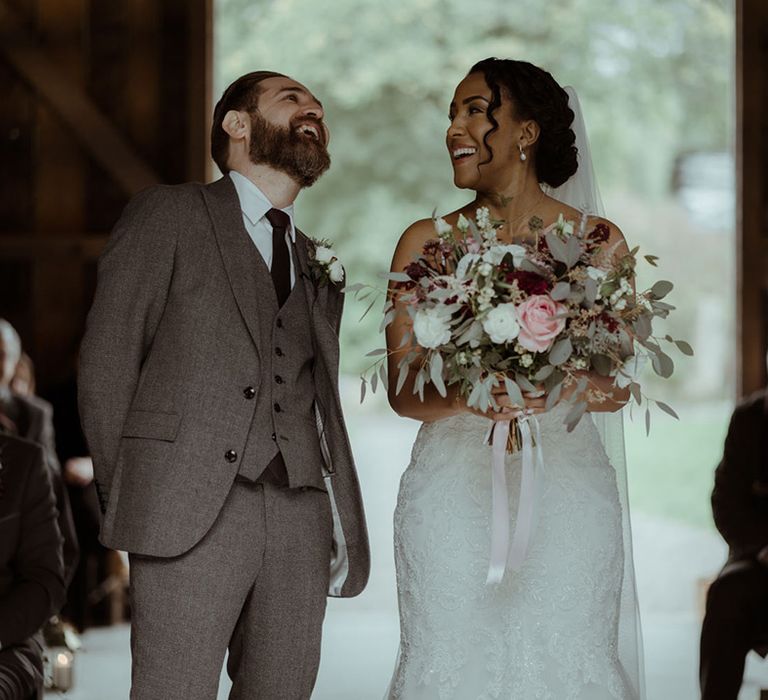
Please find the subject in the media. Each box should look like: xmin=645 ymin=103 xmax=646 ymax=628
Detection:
xmin=78 ymin=71 xmax=369 ymax=699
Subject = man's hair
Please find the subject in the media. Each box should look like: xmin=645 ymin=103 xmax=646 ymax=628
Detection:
xmin=210 ymin=71 xmax=288 ymax=174
xmin=0 ymin=319 xmax=21 ymax=361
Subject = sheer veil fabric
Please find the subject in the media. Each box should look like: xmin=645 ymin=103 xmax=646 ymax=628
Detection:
xmin=544 ymin=86 xmax=646 ymax=699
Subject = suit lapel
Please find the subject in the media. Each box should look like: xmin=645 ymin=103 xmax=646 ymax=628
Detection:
xmin=201 ymin=177 xmax=267 ymax=355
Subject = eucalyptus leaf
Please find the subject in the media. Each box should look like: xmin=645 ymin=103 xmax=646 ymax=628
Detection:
xmin=584 ymin=277 xmax=598 ymax=306
xmin=651 ymin=351 xmax=674 ymax=379
xmin=534 ymin=365 xmax=554 ymax=382
xmin=379 ymin=309 xmax=396 ymax=333
xmin=545 ymin=381 xmax=563 ymax=411
xmin=366 ymin=348 xmax=388 ymax=357
xmin=516 ymin=374 xmax=538 ymax=393
xmin=371 ymin=371 xmax=378 ymax=393
xmin=645 ymin=406 xmax=651 ymax=435
xmin=359 ymin=298 xmax=377 ymax=321
xmin=565 ymin=236 xmax=584 ymax=268
xmin=379 ymin=363 xmax=388 ymax=389
xmin=591 ymin=353 xmax=612 ymax=376
xmin=651 ymin=280 xmax=674 ymax=299
xmin=504 ymin=377 xmax=525 ymax=408
xmin=548 ymin=337 xmax=573 ymax=366
xmin=342 ymin=282 xmax=366 ymax=294
xmin=396 ymin=359 xmax=410 ymax=395
xmin=656 ymin=400 xmax=679 ymax=420
xmin=545 ymin=230 xmax=569 ymax=264
xmin=430 ymin=353 xmax=447 ymax=397
xmin=633 ymin=314 xmax=652 ymax=340
xmin=629 ymin=382 xmax=642 ymax=405
xmin=387 ymin=272 xmax=411 ymax=283
xmin=360 ymin=379 xmax=367 ymax=403
xmin=551 ymin=281 xmax=571 ymax=301
xmin=675 ymin=340 xmax=694 ymax=356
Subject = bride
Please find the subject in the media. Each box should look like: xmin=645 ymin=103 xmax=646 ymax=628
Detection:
xmin=384 ymin=58 xmax=645 ymax=699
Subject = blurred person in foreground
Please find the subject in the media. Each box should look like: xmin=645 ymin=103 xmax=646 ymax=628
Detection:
xmin=0 ymin=321 xmax=77 ymax=587
xmin=699 ymin=350 xmax=768 ymax=699
xmin=0 ymin=434 xmax=65 ymax=700
xmin=79 ymin=71 xmax=368 ymax=699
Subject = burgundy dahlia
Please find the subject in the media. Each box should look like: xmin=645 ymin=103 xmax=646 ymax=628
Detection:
xmin=506 ymin=270 xmax=552 ymax=295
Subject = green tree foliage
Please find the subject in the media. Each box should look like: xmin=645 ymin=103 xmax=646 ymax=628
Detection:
xmin=216 ymin=0 xmax=733 ymax=379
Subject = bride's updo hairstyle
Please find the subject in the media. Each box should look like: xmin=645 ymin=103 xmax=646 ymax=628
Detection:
xmin=469 ymin=58 xmax=577 ymax=188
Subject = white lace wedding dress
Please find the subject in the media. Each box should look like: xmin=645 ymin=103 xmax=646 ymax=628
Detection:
xmin=387 ymin=404 xmax=640 ymax=700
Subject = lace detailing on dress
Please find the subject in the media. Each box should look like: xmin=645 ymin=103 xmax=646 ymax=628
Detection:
xmin=389 ymin=407 xmax=637 ymax=699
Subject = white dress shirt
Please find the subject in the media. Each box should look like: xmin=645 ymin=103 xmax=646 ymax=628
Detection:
xmin=229 ymin=170 xmax=297 ymax=287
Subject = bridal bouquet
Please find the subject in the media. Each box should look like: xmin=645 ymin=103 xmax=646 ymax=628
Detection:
xmin=354 ymin=207 xmax=692 ymax=436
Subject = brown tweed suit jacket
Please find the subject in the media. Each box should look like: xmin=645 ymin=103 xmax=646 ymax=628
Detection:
xmin=78 ymin=176 xmax=369 ymax=597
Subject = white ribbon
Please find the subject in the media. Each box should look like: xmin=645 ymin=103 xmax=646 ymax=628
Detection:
xmin=485 ymin=414 xmax=543 ymax=586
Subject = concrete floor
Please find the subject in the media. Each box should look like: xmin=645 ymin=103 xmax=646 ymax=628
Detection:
xmin=45 ymin=388 xmax=768 ymax=699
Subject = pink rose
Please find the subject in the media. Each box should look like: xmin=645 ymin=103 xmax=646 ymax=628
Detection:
xmin=516 ymin=294 xmax=567 ymax=353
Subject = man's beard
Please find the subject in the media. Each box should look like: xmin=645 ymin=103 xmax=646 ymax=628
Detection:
xmin=248 ymin=111 xmax=330 ymax=187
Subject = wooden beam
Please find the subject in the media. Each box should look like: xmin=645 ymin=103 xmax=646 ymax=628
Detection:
xmin=0 ymin=235 xmax=107 ymax=260
xmin=0 ymin=0 xmax=161 ymax=195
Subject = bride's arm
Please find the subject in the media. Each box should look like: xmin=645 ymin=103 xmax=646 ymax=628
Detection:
xmin=385 ymin=220 xmax=513 ymax=423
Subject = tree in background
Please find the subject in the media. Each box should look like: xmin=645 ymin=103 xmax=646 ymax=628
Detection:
xmin=216 ymin=0 xmax=733 ymax=398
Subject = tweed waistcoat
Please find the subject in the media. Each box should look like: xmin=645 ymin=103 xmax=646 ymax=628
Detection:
xmin=236 ymin=242 xmax=325 ymax=490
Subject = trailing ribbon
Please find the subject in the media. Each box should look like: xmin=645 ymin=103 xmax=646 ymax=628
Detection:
xmin=485 ymin=414 xmax=544 ymax=586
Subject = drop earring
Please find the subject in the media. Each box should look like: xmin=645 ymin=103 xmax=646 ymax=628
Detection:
xmin=518 ymin=143 xmax=527 ymax=162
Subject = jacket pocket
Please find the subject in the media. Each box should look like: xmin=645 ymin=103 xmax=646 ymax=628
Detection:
xmin=121 ymin=409 xmax=181 ymax=441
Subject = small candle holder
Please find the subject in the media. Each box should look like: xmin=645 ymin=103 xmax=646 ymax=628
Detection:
xmin=45 ymin=646 xmax=74 ymax=692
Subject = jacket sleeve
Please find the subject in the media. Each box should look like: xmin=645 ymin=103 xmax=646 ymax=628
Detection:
xmin=0 ymin=444 xmax=65 ymax=647
xmin=78 ymin=186 xmax=179 ymax=513
xmin=711 ymin=402 xmax=768 ymax=558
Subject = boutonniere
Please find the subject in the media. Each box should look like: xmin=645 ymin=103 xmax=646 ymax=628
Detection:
xmin=308 ymin=237 xmax=345 ymax=286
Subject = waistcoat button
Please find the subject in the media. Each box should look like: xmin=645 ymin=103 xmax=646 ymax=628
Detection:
xmin=274 ymin=403 xmax=282 ymax=413
xmin=243 ymin=386 xmax=256 ymax=400
xmin=275 ymin=375 xmax=283 ymax=384
xmin=271 ymin=432 xmax=277 ymax=441
xmin=225 ymin=449 xmax=238 ymax=463
xmin=275 ymin=347 xmax=283 ymax=357
xmin=276 ymin=318 xmax=283 ymax=328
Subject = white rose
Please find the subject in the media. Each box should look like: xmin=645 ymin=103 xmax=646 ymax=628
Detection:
xmin=457 ymin=213 xmax=470 ymax=232
xmin=413 ymin=308 xmax=452 ymax=349
xmin=434 ymin=217 xmax=452 ymax=236
xmin=314 ymin=246 xmax=335 ymax=263
xmin=482 ymin=303 xmax=520 ymax=344
xmin=328 ymin=259 xmax=344 ymax=283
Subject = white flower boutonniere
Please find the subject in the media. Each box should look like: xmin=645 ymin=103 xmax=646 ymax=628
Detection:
xmin=308 ymin=237 xmax=345 ymax=286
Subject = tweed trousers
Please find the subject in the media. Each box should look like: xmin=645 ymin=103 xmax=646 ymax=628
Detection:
xmin=128 ymin=480 xmax=333 ymax=700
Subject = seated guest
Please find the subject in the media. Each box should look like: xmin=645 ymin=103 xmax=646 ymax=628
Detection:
xmin=700 ymin=359 xmax=768 ymax=700
xmin=0 ymin=434 xmax=65 ymax=700
xmin=0 ymin=320 xmax=78 ymax=584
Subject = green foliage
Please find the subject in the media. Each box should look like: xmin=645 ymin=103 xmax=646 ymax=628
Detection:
xmin=216 ymin=0 xmax=733 ymax=379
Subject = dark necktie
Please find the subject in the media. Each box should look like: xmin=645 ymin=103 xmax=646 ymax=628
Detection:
xmin=265 ymin=208 xmax=292 ymax=307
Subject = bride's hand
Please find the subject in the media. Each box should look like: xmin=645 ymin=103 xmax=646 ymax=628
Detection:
xmin=491 ymin=383 xmax=549 ymax=416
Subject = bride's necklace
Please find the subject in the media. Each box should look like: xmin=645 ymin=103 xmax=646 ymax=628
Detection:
xmin=493 ymin=190 xmax=546 ymax=240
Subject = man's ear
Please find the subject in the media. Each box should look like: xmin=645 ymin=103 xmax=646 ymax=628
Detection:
xmin=221 ymin=110 xmax=250 ymax=140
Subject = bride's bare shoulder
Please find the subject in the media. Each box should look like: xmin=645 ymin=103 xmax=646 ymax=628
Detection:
xmin=587 ymin=214 xmax=630 ymax=254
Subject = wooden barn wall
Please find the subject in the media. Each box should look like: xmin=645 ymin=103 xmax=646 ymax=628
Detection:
xmin=0 ymin=0 xmax=212 ymax=390
xmin=738 ymin=0 xmax=768 ymax=395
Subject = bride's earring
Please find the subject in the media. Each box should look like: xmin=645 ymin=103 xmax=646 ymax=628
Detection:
xmin=518 ymin=143 xmax=527 ymax=162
